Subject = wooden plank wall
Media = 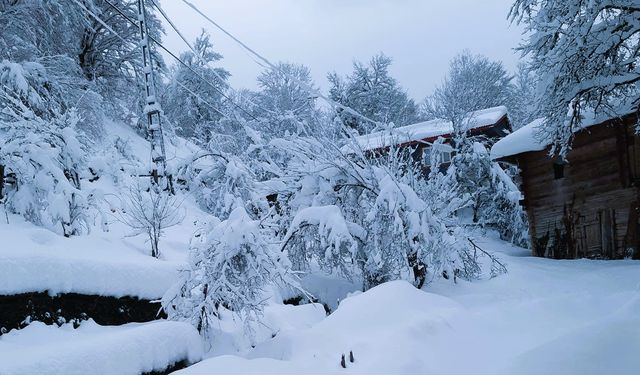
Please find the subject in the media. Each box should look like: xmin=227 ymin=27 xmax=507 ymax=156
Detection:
xmin=518 ymin=115 xmax=639 ymax=259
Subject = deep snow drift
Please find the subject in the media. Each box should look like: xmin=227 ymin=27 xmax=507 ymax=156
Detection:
xmin=176 ymin=237 xmax=640 ymax=375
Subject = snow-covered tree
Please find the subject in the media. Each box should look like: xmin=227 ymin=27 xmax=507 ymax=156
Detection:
xmin=270 ymin=134 xmax=504 ymax=290
xmin=423 ymin=51 xmax=514 ymax=132
xmin=450 ymin=141 xmax=528 ymax=247
xmin=177 ymin=152 xmax=263 ymax=219
xmin=328 ymin=53 xmax=420 ymax=134
xmin=162 ymin=207 xmax=303 ymax=341
xmin=163 ymin=30 xmax=230 ymax=142
xmin=510 ymin=0 xmax=640 ymax=156
xmin=1 ymin=0 xmax=166 ymax=133
xmin=117 ymin=182 xmax=184 ymax=258
xmin=509 ymin=62 xmax=541 ymax=130
xmin=0 ymin=61 xmax=90 ymax=236
xmin=252 ymin=62 xmax=324 ymax=139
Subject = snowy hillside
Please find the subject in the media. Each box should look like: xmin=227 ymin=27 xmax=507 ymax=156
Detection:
xmin=1 ymin=120 xmax=208 ymax=299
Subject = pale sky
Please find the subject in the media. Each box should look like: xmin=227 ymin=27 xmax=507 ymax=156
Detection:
xmin=159 ymin=0 xmax=525 ymax=101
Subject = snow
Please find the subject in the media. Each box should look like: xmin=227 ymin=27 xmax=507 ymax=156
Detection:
xmin=490 ymin=118 xmax=548 ymax=159
xmin=0 ymin=215 xmax=183 ymax=299
xmin=0 ymin=320 xmax=203 ymax=375
xmin=344 ymin=106 xmax=508 ymax=153
xmin=175 ymin=236 xmax=640 ymax=375
xmin=283 ymin=205 xmax=360 ymax=254
xmin=0 ymin=119 xmax=210 ymax=299
xmin=490 ymin=108 xmax=635 ymax=160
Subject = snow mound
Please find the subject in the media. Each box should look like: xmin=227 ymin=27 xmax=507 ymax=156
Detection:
xmin=0 ymin=217 xmax=181 ymax=299
xmin=0 ymin=320 xmax=203 ymax=375
xmin=179 ymin=281 xmax=462 ymax=374
xmin=174 ymin=355 xmax=310 ymax=375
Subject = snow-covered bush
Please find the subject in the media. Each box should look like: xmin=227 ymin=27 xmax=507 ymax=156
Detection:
xmin=282 ymin=205 xmax=362 ymax=279
xmin=0 ymin=61 xmax=91 ymax=236
xmin=117 ymin=182 xmax=184 ymax=258
xmin=162 ymin=207 xmax=303 ymax=342
xmin=451 ymin=141 xmax=529 ymax=247
xmin=270 ymin=135 xmax=504 ymax=290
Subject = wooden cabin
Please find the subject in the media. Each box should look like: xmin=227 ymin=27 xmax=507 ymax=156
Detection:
xmin=342 ymin=106 xmax=512 ymax=162
xmin=491 ymin=112 xmax=640 ymax=260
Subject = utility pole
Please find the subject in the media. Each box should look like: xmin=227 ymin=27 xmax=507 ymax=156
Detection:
xmin=136 ymin=0 xmax=169 ymax=188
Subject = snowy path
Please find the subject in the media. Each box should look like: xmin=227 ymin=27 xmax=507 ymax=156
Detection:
xmin=177 ymin=237 xmax=640 ymax=375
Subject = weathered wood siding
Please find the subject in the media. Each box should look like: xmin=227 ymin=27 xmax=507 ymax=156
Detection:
xmin=518 ymin=115 xmax=640 ymax=259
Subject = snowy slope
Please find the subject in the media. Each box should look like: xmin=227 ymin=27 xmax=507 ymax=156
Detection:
xmin=176 ymin=236 xmax=640 ymax=375
xmin=0 ymin=120 xmax=209 ymax=299
xmin=0 ymin=320 xmax=203 ymax=375
xmin=0 ymin=215 xmax=183 ymax=298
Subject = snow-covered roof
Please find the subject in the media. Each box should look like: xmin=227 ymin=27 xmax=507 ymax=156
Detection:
xmin=343 ymin=106 xmax=508 ymax=153
xmin=490 ymin=119 xmax=548 ymax=160
xmin=490 ymin=109 xmax=637 ymax=160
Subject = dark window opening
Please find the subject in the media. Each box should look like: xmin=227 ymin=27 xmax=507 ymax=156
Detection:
xmin=553 ymin=162 xmax=565 ymax=180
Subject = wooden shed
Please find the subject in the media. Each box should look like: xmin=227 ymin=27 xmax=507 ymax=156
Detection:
xmin=491 ymin=112 xmax=640 ymax=260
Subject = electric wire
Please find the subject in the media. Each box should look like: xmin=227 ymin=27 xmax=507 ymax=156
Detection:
xmin=179 ymin=0 xmax=382 ymax=128
xmin=71 ymin=0 xmax=245 ymax=123
xmin=148 ymin=0 xmax=275 ymax=116
xmin=99 ymin=0 xmax=259 ymax=121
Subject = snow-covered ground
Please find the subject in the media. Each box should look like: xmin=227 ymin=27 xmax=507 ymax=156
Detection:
xmin=0 ymin=120 xmax=210 ymax=299
xmin=176 ymin=236 xmax=640 ymax=375
xmin=2 ymin=225 xmax=638 ymax=374
xmin=2 ymin=120 xmax=638 ymax=374
xmin=0 ymin=215 xmax=184 ymax=298
xmin=0 ymin=320 xmax=203 ymax=375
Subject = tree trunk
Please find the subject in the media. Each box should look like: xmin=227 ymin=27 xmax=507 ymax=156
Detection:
xmin=0 ymin=164 xmax=5 ymax=201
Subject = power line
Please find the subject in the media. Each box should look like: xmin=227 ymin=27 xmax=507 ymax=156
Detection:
xmin=70 ymin=0 xmax=129 ymax=45
xmin=148 ymin=0 xmax=275 ymax=117
xmin=149 ymin=0 xmax=228 ymax=88
xmin=71 ymin=0 xmax=246 ymax=123
xmin=179 ymin=0 xmax=382 ymax=128
xmin=99 ymin=0 xmax=259 ymax=121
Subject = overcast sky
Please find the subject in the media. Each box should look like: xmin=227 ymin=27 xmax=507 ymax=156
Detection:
xmin=159 ymin=0 xmax=525 ymax=101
